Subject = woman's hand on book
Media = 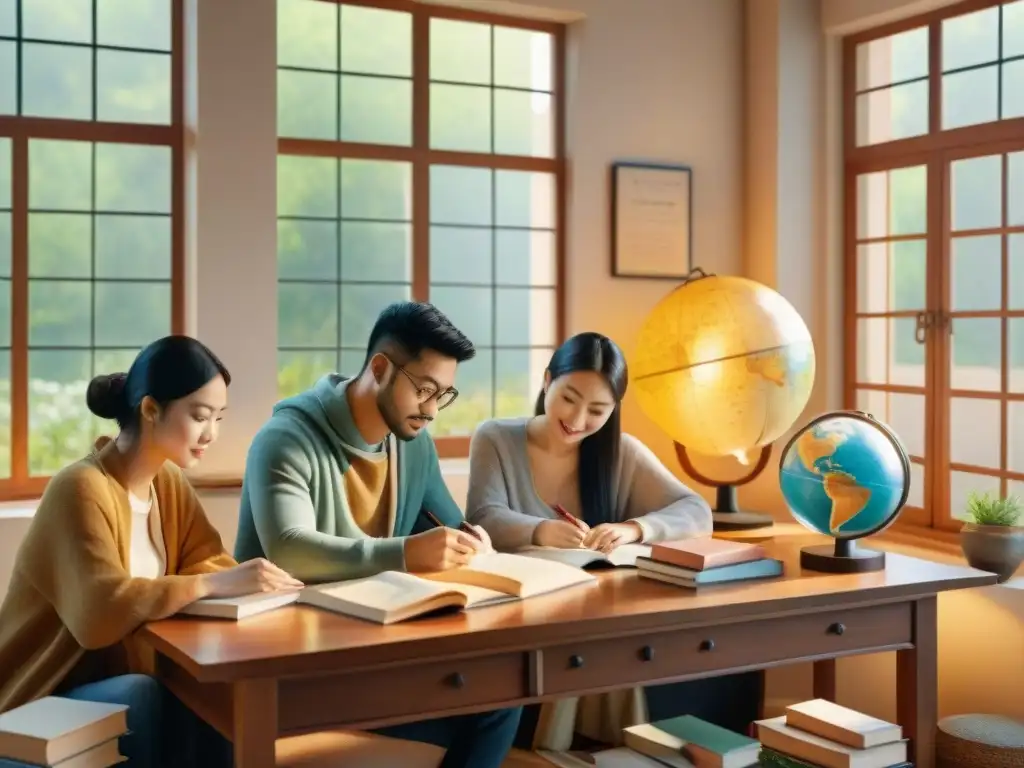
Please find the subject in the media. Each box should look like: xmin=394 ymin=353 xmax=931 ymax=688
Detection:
xmin=583 ymin=522 xmax=642 ymax=553
xmin=200 ymin=558 xmax=305 ymax=598
xmin=405 ymin=526 xmax=480 ymax=571
xmin=533 ymin=519 xmax=590 ymax=548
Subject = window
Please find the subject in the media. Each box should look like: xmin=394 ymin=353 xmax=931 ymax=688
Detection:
xmin=0 ymin=0 xmax=182 ymax=497
xmin=844 ymin=0 xmax=1024 ymax=530
xmin=275 ymin=0 xmax=563 ymax=456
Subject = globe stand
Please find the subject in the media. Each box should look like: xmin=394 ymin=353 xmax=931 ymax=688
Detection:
xmin=801 ymin=538 xmax=886 ymax=573
xmin=675 ymin=443 xmax=774 ymax=531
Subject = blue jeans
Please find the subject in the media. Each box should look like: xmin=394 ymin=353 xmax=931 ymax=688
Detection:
xmin=375 ymin=706 xmax=523 ymax=768
xmin=0 ymin=675 xmax=520 ymax=768
xmin=0 ymin=674 xmax=232 ymax=768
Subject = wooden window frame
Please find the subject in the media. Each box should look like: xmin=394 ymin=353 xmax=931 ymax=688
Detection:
xmin=0 ymin=0 xmax=186 ymax=501
xmin=843 ymin=0 xmax=1024 ymax=532
xmin=276 ymin=0 xmax=567 ymax=460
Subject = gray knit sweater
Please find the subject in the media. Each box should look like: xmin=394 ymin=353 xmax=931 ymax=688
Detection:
xmin=465 ymin=417 xmax=713 ymax=551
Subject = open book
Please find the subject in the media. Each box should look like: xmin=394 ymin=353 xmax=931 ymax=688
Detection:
xmin=179 ymin=552 xmax=596 ymax=624
xmin=516 ymin=543 xmax=652 ymax=569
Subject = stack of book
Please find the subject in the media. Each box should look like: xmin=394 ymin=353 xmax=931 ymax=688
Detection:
xmin=621 ymin=713 xmax=762 ymax=767
xmin=756 ymin=699 xmax=912 ymax=768
xmin=635 ymin=537 xmax=784 ymax=588
xmin=0 ymin=697 xmax=128 ymax=767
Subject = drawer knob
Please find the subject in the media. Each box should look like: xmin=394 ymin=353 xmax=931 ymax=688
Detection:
xmin=447 ymin=672 xmax=466 ymax=689
xmin=640 ymin=645 xmax=655 ymax=662
xmin=828 ymin=622 xmax=846 ymax=636
xmin=699 ymin=639 xmax=715 ymax=652
xmin=569 ymin=654 xmax=585 ymax=669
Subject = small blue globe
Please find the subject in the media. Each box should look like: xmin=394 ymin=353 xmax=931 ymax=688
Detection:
xmin=779 ymin=411 xmax=910 ymax=540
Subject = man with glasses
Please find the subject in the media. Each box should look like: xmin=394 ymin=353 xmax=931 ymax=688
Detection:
xmin=234 ymin=301 xmax=520 ymax=768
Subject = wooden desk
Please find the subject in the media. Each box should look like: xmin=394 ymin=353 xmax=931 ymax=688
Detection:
xmin=139 ymin=542 xmax=997 ymax=768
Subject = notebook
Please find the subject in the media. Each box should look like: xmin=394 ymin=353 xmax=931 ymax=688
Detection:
xmin=0 ymin=697 xmax=128 ymax=766
xmin=515 ymin=543 xmax=653 ymax=569
xmin=179 ymin=552 xmax=597 ymax=624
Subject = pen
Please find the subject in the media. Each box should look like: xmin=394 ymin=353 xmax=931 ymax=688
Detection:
xmin=423 ymin=509 xmax=483 ymax=541
xmin=553 ymin=504 xmax=587 ymax=532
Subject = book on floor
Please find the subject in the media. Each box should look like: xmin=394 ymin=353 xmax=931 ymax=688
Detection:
xmin=623 ymin=714 xmax=761 ymax=768
xmin=179 ymin=551 xmax=597 ymax=623
xmin=537 ymin=746 xmax=675 ymax=767
xmin=785 ymin=699 xmax=903 ymax=750
xmin=757 ymin=746 xmax=913 ymax=768
xmin=52 ymin=738 xmax=125 ymax=768
xmin=0 ymin=697 xmax=128 ymax=766
xmin=755 ymin=716 xmax=908 ymax=768
xmin=636 ymin=556 xmax=784 ymax=588
xmin=648 ymin=538 xmax=766 ymax=571
xmin=515 ymin=543 xmax=653 ymax=569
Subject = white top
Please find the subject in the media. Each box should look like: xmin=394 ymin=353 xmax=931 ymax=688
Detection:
xmin=465 ymin=417 xmax=714 ymax=551
xmin=128 ymin=488 xmax=166 ymax=579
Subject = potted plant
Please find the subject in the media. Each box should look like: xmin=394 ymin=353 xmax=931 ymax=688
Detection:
xmin=960 ymin=491 xmax=1024 ymax=583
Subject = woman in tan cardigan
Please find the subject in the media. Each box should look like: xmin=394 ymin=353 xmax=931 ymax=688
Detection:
xmin=0 ymin=336 xmax=301 ymax=767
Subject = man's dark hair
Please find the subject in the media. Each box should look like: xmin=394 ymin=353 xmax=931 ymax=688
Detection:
xmin=365 ymin=301 xmax=475 ymax=366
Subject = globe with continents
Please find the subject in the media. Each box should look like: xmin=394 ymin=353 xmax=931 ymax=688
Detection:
xmin=632 ymin=270 xmax=816 ymax=461
xmin=780 ymin=411 xmax=910 ymax=539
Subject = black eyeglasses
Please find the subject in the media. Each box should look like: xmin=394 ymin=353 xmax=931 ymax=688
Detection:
xmin=392 ymin=362 xmax=459 ymax=410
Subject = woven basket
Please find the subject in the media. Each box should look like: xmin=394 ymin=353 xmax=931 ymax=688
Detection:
xmin=936 ymin=714 xmax=1024 ymax=768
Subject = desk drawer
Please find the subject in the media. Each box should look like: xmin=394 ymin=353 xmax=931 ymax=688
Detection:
xmin=279 ymin=652 xmax=525 ymax=731
xmin=541 ymin=602 xmax=911 ymax=696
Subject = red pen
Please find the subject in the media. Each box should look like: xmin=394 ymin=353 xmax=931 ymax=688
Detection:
xmin=424 ymin=509 xmax=483 ymax=541
xmin=553 ymin=504 xmax=587 ymax=532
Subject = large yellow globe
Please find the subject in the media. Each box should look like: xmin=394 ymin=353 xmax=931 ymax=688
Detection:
xmin=632 ymin=272 xmax=815 ymax=462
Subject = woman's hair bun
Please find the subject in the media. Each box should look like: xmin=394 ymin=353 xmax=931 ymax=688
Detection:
xmin=86 ymin=372 xmax=129 ymax=420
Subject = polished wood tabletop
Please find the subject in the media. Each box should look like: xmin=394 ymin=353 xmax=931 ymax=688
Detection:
xmin=140 ymin=537 xmax=997 ymax=683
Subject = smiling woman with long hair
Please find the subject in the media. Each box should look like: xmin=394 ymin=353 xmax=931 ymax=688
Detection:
xmin=0 ymin=336 xmax=301 ymax=767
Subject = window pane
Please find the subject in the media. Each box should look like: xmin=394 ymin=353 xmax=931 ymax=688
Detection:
xmin=94 ymin=281 xmax=171 ymax=347
xmin=94 ymin=215 xmax=172 ymax=279
xmin=495 ymin=348 xmax=551 ymax=419
xmin=278 ymin=350 xmax=337 ymax=400
xmin=430 ymin=84 xmax=491 ymax=153
xmin=22 ymin=43 xmax=93 ymax=120
xmin=278 ymin=283 xmax=338 ymax=348
xmin=430 ymin=166 xmax=492 ymax=226
xmin=855 ymin=240 xmax=926 ymax=313
xmin=950 ymin=235 xmax=1001 ymax=311
xmin=497 ymin=171 xmax=555 ymax=228
xmin=1003 ymin=60 xmax=1024 ymax=120
xmin=496 ymin=288 xmax=556 ymax=346
xmin=430 ymin=226 xmax=492 ymax=285
xmin=855 ymin=81 xmax=928 ymax=146
xmin=0 ymin=279 xmax=9 ymax=346
xmin=430 ymin=19 xmax=490 ymax=84
xmin=951 ymin=154 xmax=1001 ymax=231
xmin=494 ymin=27 xmax=552 ymax=91
xmin=0 ymin=139 xmax=7 ymax=210
xmin=855 ymin=166 xmax=927 ymax=239
xmin=1010 ymin=152 xmax=1024 ymax=227
xmin=28 ymin=350 xmax=93 ymax=475
xmin=433 ymin=349 xmax=493 ymax=437
xmin=278 ymin=0 xmax=338 ymax=70
xmin=340 ymin=5 xmax=411 ymax=77
xmin=340 ymin=222 xmax=411 ymax=283
xmin=96 ymin=143 xmax=171 ymax=213
xmin=942 ymin=65 xmax=999 ymax=130
xmin=340 ymin=75 xmax=411 ymax=146
xmin=340 ymin=283 xmax=410 ymax=347
xmin=941 ymin=6 xmax=999 ymax=71
xmin=855 ymin=27 xmax=928 ymax=91
xmin=278 ymin=156 xmax=338 ymax=218
xmin=429 ymin=285 xmax=492 ymax=350
xmin=0 ymin=350 xmax=9 ymax=478
xmin=496 ymin=229 xmax=556 ymax=286
xmin=0 ymin=214 xmax=9 ymax=279
xmin=1006 ymin=0 xmax=1024 ymax=59
xmin=0 ymin=43 xmax=15 ymax=115
xmin=1010 ymin=235 xmax=1024 ymax=310
xmin=97 ymin=50 xmax=171 ymax=125
xmin=97 ymin=0 xmax=172 ymax=51
xmin=494 ymin=89 xmax=554 ymax=158
xmin=278 ymin=70 xmax=338 ymax=141
xmin=341 ymin=160 xmax=411 ymax=220
xmin=29 ymin=140 xmax=92 ymax=212
xmin=0 ymin=0 xmax=14 ymax=36
xmin=278 ymin=219 xmax=338 ymax=281
xmin=28 ymin=214 xmax=92 ymax=278
xmin=23 ymin=0 xmax=92 ymax=44
xmin=28 ymin=281 xmax=91 ymax=346
xmin=951 ymin=318 xmax=1000 ymax=391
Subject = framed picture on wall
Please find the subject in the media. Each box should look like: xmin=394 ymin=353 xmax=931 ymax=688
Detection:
xmin=610 ymin=161 xmax=693 ymax=279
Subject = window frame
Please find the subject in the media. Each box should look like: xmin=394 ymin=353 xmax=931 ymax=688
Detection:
xmin=275 ymin=0 xmax=567 ymax=459
xmin=0 ymin=0 xmax=187 ymax=500
xmin=843 ymin=0 xmax=1024 ymax=531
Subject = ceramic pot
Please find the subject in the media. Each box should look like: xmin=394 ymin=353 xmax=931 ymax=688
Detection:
xmin=960 ymin=523 xmax=1024 ymax=583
